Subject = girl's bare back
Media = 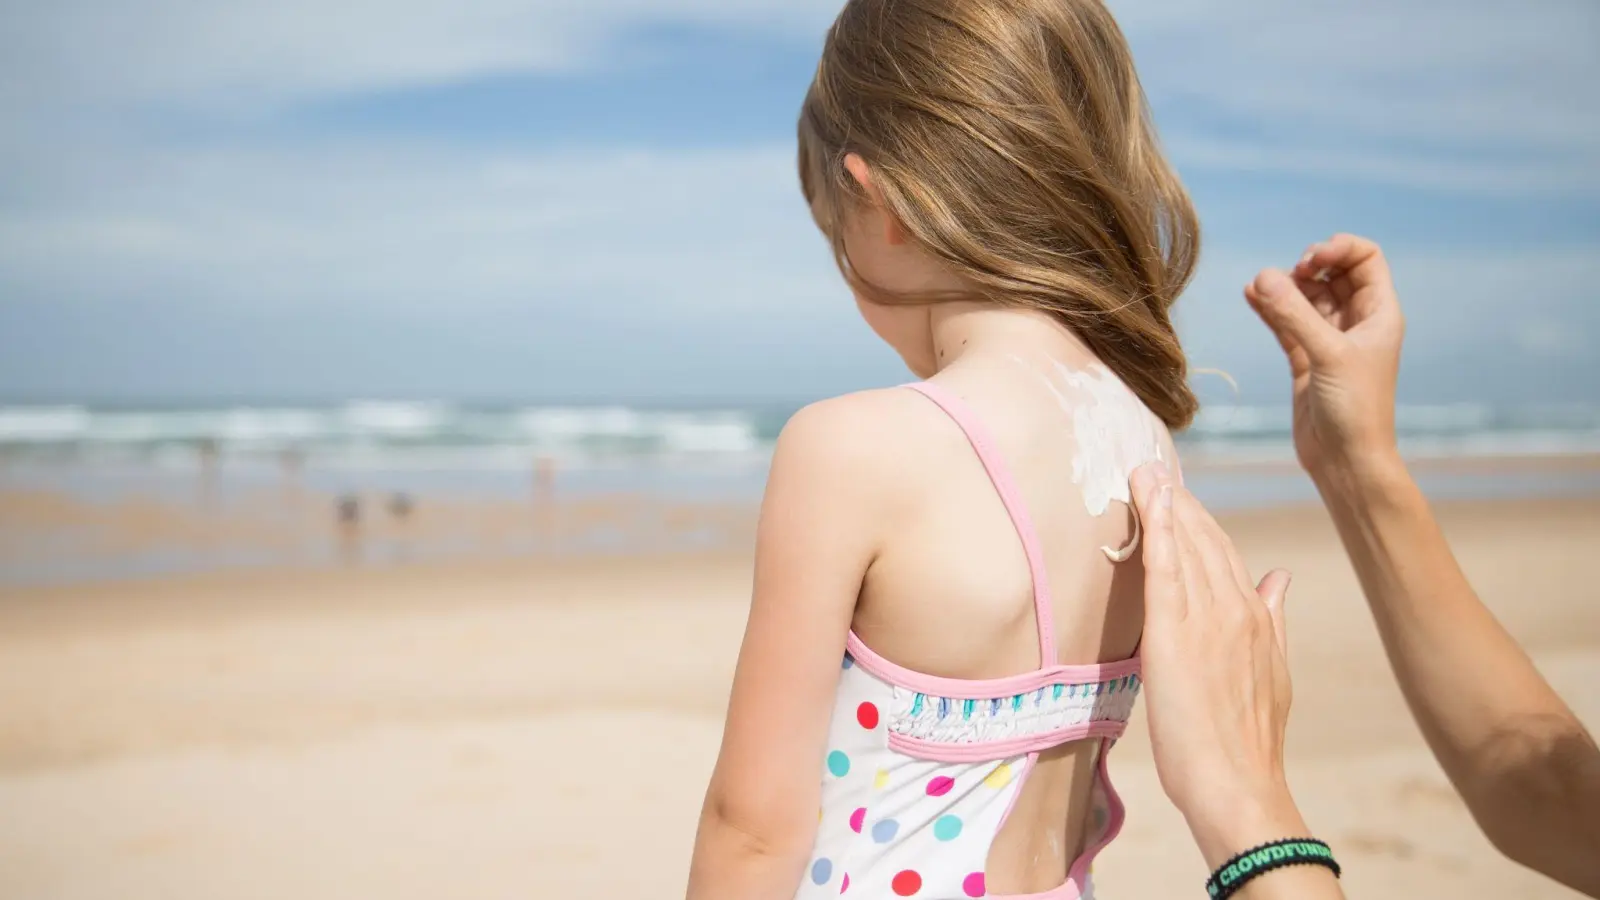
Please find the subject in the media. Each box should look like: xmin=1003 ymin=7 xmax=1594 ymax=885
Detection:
xmin=845 ymin=347 xmax=1172 ymax=896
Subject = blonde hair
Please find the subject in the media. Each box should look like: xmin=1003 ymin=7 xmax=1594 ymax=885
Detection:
xmin=798 ymin=0 xmax=1201 ymax=429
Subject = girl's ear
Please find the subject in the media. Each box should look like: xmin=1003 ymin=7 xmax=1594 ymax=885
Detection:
xmin=843 ymin=153 xmax=907 ymax=246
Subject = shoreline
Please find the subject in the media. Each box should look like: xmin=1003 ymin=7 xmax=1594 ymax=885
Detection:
xmin=4 ymin=492 xmax=1595 ymax=598
xmin=1179 ymin=448 xmax=1600 ymax=473
xmin=5 ymin=451 xmax=1600 ymax=588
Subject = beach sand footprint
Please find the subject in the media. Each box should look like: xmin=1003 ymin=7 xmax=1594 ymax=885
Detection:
xmin=1342 ymin=830 xmax=1417 ymax=860
xmin=1394 ymin=775 xmax=1464 ymax=810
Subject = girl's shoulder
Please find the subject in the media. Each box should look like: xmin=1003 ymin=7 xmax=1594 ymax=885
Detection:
xmin=768 ymin=386 xmax=954 ymax=513
xmin=777 ymin=385 xmax=962 ymax=463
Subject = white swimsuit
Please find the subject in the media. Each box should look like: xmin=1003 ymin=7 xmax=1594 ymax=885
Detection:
xmin=795 ymin=381 xmax=1142 ymax=900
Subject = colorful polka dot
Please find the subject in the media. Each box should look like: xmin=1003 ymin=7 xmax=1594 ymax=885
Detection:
xmin=840 ymin=873 xmax=850 ymax=893
xmin=827 ymin=751 xmax=851 ymax=777
xmin=892 ymin=870 xmax=923 ymax=896
xmin=871 ymin=818 xmax=900 ymax=843
xmin=849 ymin=807 xmax=866 ymax=833
xmin=934 ymin=814 xmax=963 ymax=841
xmin=984 ymin=762 xmax=1013 ymax=789
xmin=856 ymin=702 xmax=880 ymax=730
xmin=811 ymin=858 xmax=833 ymax=885
xmin=926 ymin=775 xmax=955 ymax=797
xmin=962 ymin=872 xmax=986 ymax=897
xmin=873 ymin=768 xmax=890 ymax=790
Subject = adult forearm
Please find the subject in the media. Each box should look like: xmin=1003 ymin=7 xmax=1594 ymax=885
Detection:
xmin=1315 ymin=455 xmax=1600 ymax=893
xmin=1312 ymin=453 xmax=1551 ymax=756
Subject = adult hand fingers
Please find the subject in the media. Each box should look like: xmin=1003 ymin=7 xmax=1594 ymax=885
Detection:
xmin=1291 ymin=233 xmax=1400 ymax=323
xmin=1292 ymin=233 xmax=1389 ymax=290
xmin=1256 ymin=569 xmax=1292 ymax=660
xmin=1174 ymin=483 xmax=1255 ymax=600
xmin=1169 ymin=488 xmax=1213 ymax=610
xmin=1170 ymin=486 xmax=1240 ymax=606
xmin=1189 ymin=489 xmax=1257 ymax=600
xmin=1131 ymin=463 xmax=1184 ymax=621
xmin=1245 ymin=268 xmax=1347 ymax=370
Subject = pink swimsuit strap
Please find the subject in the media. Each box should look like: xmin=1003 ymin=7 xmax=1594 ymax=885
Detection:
xmin=904 ymin=381 xmax=1058 ymax=667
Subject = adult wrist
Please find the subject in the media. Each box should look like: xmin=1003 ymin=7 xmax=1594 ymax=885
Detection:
xmin=1310 ymin=445 xmax=1408 ymax=509
xmin=1183 ymin=782 xmax=1311 ymax=871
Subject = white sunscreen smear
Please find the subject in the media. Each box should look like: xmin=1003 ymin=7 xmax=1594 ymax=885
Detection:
xmin=1011 ymin=357 xmax=1165 ymax=561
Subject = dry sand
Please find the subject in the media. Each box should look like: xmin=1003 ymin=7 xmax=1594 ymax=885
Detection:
xmin=0 ymin=498 xmax=1596 ymax=898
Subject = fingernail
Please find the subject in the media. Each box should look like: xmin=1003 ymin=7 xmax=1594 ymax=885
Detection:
xmin=1313 ymin=267 xmax=1332 ymax=283
xmin=1298 ymin=250 xmax=1315 ymax=266
xmin=1151 ymin=461 xmax=1171 ymax=482
xmin=1158 ymin=484 xmax=1172 ymax=509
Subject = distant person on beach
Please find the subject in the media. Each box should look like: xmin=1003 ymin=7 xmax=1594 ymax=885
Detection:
xmin=533 ymin=455 xmax=557 ymax=535
xmin=278 ymin=447 xmax=305 ymax=503
xmin=534 ymin=455 xmax=556 ymax=503
xmin=689 ymin=2 xmax=1262 ymax=897
xmin=387 ymin=491 xmax=413 ymax=522
xmin=196 ymin=438 xmax=220 ymax=507
xmin=386 ymin=491 xmax=414 ymax=561
xmin=335 ymin=493 xmax=361 ymax=562
xmin=1122 ymin=234 xmax=1599 ymax=898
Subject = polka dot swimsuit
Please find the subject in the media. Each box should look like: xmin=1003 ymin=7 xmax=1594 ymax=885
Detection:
xmin=798 ymin=382 xmax=1142 ymax=900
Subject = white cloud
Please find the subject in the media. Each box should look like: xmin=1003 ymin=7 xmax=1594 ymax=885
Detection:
xmin=1112 ymin=0 xmax=1600 ymax=194
xmin=0 ymin=139 xmax=839 ymax=316
xmin=1168 ymin=133 xmax=1597 ymax=197
xmin=0 ymin=0 xmax=1591 ymax=197
xmin=0 ymin=0 xmax=838 ymax=114
xmin=4 ymin=0 xmax=1592 ymax=142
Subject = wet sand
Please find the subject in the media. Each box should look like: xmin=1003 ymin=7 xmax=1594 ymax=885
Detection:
xmin=0 ymin=497 xmax=1596 ymax=898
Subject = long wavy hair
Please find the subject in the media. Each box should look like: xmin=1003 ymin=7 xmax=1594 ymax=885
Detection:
xmin=798 ymin=0 xmax=1201 ymax=428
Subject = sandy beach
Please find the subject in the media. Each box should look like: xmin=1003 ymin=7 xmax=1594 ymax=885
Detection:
xmin=0 ymin=494 xmax=1596 ymax=899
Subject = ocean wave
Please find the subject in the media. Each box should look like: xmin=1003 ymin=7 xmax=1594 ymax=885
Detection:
xmin=0 ymin=406 xmax=94 ymax=441
xmin=340 ymin=401 xmax=452 ymax=436
xmin=1 ymin=401 xmax=1596 ymax=468
xmin=0 ymin=401 xmax=768 ymax=466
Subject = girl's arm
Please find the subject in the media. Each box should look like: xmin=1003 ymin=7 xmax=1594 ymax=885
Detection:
xmin=687 ymin=397 xmax=893 ymax=900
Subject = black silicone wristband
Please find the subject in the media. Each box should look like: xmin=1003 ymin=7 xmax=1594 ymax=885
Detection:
xmin=1206 ymin=838 xmax=1340 ymax=899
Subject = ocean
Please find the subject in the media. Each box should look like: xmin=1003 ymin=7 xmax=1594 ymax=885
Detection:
xmin=4 ymin=399 xmax=1600 ymax=502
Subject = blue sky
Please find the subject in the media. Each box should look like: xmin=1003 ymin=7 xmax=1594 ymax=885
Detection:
xmin=0 ymin=0 xmax=1596 ymax=405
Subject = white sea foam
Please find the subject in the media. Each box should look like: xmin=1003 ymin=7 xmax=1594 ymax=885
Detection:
xmin=0 ymin=399 xmax=1596 ymax=470
xmin=0 ymin=406 xmax=93 ymax=441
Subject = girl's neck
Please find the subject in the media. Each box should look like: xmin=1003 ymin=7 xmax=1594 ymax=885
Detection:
xmin=929 ymin=302 xmax=1095 ymax=376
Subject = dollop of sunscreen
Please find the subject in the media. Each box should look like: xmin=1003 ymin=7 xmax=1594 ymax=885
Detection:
xmin=1011 ymin=357 xmax=1166 ymax=560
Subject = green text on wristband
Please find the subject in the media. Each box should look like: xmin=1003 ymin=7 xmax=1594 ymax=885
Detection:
xmin=1206 ymin=839 xmax=1340 ymax=899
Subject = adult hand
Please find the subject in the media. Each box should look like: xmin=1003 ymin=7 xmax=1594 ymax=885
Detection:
xmin=1243 ymin=233 xmax=1406 ymax=485
xmin=1130 ymin=462 xmax=1304 ymax=868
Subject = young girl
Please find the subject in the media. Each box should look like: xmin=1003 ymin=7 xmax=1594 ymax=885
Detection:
xmin=688 ymin=1 xmax=1196 ymax=897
